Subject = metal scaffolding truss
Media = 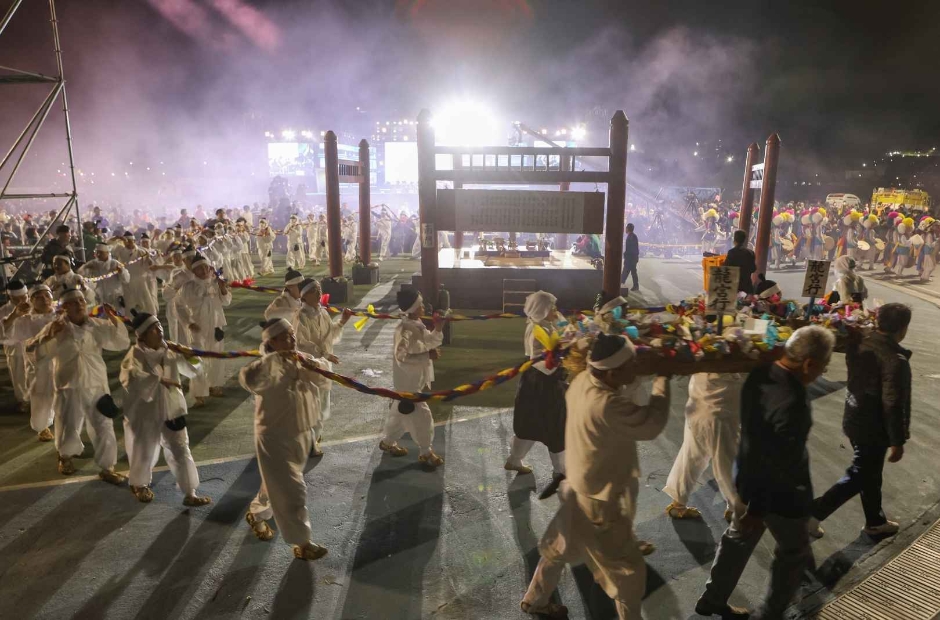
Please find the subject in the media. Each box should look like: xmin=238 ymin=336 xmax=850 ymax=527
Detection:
xmin=0 ymin=0 xmax=82 ymax=286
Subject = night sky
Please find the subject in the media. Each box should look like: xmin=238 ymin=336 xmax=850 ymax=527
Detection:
xmin=1 ymin=0 xmax=938 ymax=194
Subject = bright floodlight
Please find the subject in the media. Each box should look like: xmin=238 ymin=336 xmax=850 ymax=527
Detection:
xmin=282 ymin=129 xmax=296 ymax=140
xmin=431 ymin=101 xmax=501 ymax=147
xmin=570 ymin=126 xmax=587 ymax=141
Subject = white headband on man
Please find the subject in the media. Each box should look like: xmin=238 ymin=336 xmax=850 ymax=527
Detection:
xmin=405 ymin=294 xmax=423 ymax=315
xmin=262 ymin=318 xmax=291 ymax=342
xmin=30 ymin=284 xmax=52 ymax=297
xmin=7 ymin=285 xmax=27 ymax=298
xmin=300 ymin=280 xmax=319 ymax=299
xmin=134 ymin=315 xmax=159 ymax=336
xmin=285 ymin=274 xmax=304 ymax=287
xmin=588 ymin=338 xmax=636 ymax=370
xmin=191 ymin=256 xmax=209 ymax=268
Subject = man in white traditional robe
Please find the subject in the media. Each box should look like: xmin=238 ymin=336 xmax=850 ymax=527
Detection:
xmin=78 ymin=243 xmax=129 ymax=310
xmin=1 ymin=280 xmax=31 ymax=411
xmin=163 ymin=247 xmax=195 ymax=345
xmin=663 ymin=373 xmax=744 ymax=523
xmin=45 ymin=254 xmax=95 ymax=304
xmin=294 ymin=278 xmax=352 ymax=455
xmin=285 ymin=214 xmax=306 ymax=269
xmin=375 ymin=206 xmax=393 ymax=261
xmin=305 ymin=214 xmax=320 ymax=265
xmin=177 ymin=254 xmax=232 ymax=407
xmin=239 ymin=318 xmax=331 ymax=561
xmin=263 ymin=269 xmax=304 ymax=322
xmin=8 ymin=284 xmax=57 ymax=441
xmin=379 ymin=289 xmax=445 ymax=467
xmin=30 ymin=288 xmax=129 ymax=480
xmin=115 ymin=231 xmax=159 ymax=316
xmin=236 ymin=219 xmax=255 ymax=277
xmin=120 ymin=312 xmax=211 ymax=506
xmin=521 ymin=333 xmax=671 ymax=620
xmin=256 ymin=219 xmax=275 ymax=275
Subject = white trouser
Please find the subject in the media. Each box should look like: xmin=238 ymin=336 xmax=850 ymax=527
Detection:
xmin=240 ymin=252 xmax=255 ymax=276
xmin=54 ymin=388 xmax=117 ymax=469
xmin=287 ymin=243 xmax=306 ymax=269
xmin=507 ymin=436 xmax=566 ymax=475
xmin=124 ymin=280 xmax=158 ymax=316
xmin=249 ymin=430 xmax=313 ymax=546
xmin=663 ymin=414 xmax=740 ymax=508
xmin=5 ymin=348 xmax=28 ymax=403
xmin=523 ymin=484 xmax=644 ymax=620
xmin=124 ymin=416 xmax=199 ymax=493
xmin=29 ymin=363 xmax=54 ymax=432
xmin=379 ymin=232 xmax=390 ymax=260
xmin=190 ymin=329 xmax=225 ymax=397
xmin=382 ymin=401 xmax=433 ymax=455
xmin=258 ymin=245 xmax=274 ymax=273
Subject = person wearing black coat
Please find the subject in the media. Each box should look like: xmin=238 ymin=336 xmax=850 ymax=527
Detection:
xmin=810 ymin=303 xmax=912 ymax=538
xmin=723 ymin=229 xmax=756 ymax=295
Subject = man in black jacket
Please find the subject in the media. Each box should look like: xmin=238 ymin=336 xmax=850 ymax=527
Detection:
xmin=723 ymin=229 xmax=756 ymax=294
xmin=696 ymin=325 xmax=834 ymax=620
xmin=621 ymin=223 xmax=640 ymax=292
xmin=810 ymin=303 xmax=912 ymax=538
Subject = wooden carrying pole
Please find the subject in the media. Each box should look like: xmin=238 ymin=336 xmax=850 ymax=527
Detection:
xmin=602 ymin=111 xmax=629 ymax=300
xmin=753 ymin=133 xmax=781 ymax=277
xmin=358 ymin=139 xmax=372 ymax=264
xmin=323 ymin=131 xmax=344 ymax=278
xmin=416 ymin=109 xmax=439 ymax=303
xmin=738 ymin=142 xmax=760 ymax=236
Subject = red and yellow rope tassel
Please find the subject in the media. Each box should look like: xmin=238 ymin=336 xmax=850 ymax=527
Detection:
xmin=90 ymin=303 xmax=568 ymax=403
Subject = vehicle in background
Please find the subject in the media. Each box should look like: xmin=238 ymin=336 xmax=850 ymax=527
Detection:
xmin=825 ymin=193 xmax=861 ymax=212
xmin=870 ymin=188 xmax=931 ymax=215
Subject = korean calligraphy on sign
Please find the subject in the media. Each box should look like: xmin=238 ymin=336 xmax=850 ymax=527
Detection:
xmin=801 ymin=260 xmax=831 ymax=298
xmin=706 ymin=266 xmax=739 ymax=316
xmin=453 ymin=189 xmax=586 ymax=233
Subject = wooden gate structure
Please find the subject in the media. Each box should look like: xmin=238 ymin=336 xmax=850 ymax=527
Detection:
xmin=322 ymin=131 xmax=376 ymax=299
xmin=737 ymin=133 xmax=781 ymax=276
xmin=415 ymin=109 xmax=629 ymax=309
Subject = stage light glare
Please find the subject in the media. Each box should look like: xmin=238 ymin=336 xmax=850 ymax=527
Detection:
xmin=430 ymin=101 xmax=501 ymax=147
xmin=726 ymin=155 xmax=734 ymax=163
xmin=301 ymin=130 xmax=313 ymax=139
xmin=630 ymin=144 xmax=636 ymax=151
xmin=570 ymin=126 xmax=586 ymax=141
xmin=282 ymin=129 xmax=296 ymax=140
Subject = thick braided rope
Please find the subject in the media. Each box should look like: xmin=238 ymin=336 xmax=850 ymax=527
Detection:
xmin=89 ymin=304 xmax=551 ymax=402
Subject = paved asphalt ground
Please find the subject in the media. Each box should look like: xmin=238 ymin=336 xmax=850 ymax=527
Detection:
xmin=1 ymin=252 xmax=939 ymax=619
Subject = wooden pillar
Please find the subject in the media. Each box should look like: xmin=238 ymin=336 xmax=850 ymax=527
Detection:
xmin=603 ymin=111 xmax=629 ymax=299
xmin=739 ymin=142 xmax=760 ymax=236
xmin=324 ymin=131 xmax=344 ymax=278
xmin=557 ymin=154 xmax=570 ymax=250
xmin=453 ymin=155 xmax=463 ymax=252
xmin=358 ymin=139 xmax=372 ymax=264
xmin=754 ymin=133 xmax=781 ymax=277
xmin=416 ymin=109 xmax=440 ymax=303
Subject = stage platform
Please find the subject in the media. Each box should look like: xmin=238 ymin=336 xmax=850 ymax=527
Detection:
xmin=410 ymin=248 xmax=603 ymax=309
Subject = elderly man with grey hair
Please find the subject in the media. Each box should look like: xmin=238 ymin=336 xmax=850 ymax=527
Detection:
xmin=695 ymin=325 xmax=835 ymax=620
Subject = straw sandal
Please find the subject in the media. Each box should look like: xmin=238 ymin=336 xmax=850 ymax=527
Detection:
xmin=379 ymin=441 xmax=408 ymax=457
xmin=245 ymin=511 xmax=274 ymax=541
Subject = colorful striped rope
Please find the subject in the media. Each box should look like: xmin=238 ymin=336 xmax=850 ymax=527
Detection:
xmin=88 ymin=303 xmax=554 ymax=403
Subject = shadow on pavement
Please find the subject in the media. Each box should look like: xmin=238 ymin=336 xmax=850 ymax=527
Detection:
xmin=338 ymin=435 xmax=446 ymax=619
xmin=269 ymin=560 xmax=317 ymax=620
xmin=133 ymin=459 xmax=262 ymax=620
xmin=813 ymin=533 xmax=876 ymax=589
xmin=0 ymin=482 xmax=148 ymax=619
xmin=72 ymin=511 xmax=193 ymax=620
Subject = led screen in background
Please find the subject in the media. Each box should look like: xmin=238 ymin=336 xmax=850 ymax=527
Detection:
xmin=267 ymin=142 xmax=316 ymax=177
xmin=385 ymin=142 xmax=419 ymax=184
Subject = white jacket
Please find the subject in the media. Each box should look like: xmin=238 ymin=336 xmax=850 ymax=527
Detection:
xmin=239 ymin=351 xmax=330 ymax=437
xmin=564 ymin=372 xmax=670 ymax=502
xmin=33 ymin=316 xmax=129 ymax=394
xmin=393 ymin=317 xmax=443 ymax=391
xmin=264 ymin=292 xmax=301 ymax=322
xmin=120 ymin=345 xmax=197 ymax=423
xmin=177 ymin=277 xmax=231 ymax=329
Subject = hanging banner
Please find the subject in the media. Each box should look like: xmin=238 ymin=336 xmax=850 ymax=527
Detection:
xmin=802 ymin=260 xmax=831 ymax=297
xmin=706 ymin=265 xmax=739 ymax=315
xmin=433 ymin=189 xmax=604 ymax=234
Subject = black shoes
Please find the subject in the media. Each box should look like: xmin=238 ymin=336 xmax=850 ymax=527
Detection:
xmin=694 ymin=600 xmax=750 ymax=619
xmin=538 ymin=473 xmax=565 ymax=500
